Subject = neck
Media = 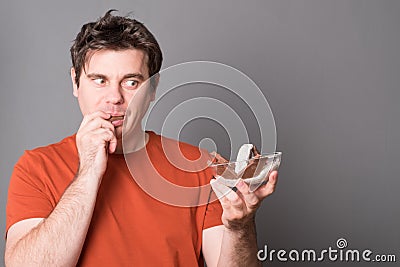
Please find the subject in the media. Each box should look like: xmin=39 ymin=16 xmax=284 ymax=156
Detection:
xmin=114 ymin=130 xmax=149 ymax=154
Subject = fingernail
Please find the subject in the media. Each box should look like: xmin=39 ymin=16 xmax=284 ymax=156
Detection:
xmin=237 ymin=179 xmax=245 ymax=188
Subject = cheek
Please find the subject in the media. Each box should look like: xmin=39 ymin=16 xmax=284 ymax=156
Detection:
xmin=123 ymin=90 xmax=136 ymax=102
xmin=77 ymin=89 xmax=104 ymax=114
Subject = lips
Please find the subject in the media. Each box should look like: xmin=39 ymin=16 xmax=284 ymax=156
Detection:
xmin=108 ymin=115 xmax=124 ymax=122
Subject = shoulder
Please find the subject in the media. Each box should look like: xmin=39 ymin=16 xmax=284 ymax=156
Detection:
xmin=20 ymin=134 xmax=77 ymax=163
xmin=146 ymin=131 xmax=213 ymax=178
xmin=147 ymin=131 xmax=211 ymax=162
xmin=14 ymin=134 xmax=78 ymax=180
xmin=25 ymin=134 xmax=77 ymax=157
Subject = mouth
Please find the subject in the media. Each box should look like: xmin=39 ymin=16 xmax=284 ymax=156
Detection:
xmin=108 ymin=115 xmax=125 ymax=122
xmin=108 ymin=115 xmax=125 ymax=127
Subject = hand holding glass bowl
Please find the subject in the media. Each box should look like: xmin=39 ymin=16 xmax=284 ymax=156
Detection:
xmin=210 ymin=150 xmax=282 ymax=193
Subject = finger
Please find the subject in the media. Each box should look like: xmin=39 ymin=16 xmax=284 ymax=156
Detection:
xmin=211 ymin=177 xmax=245 ymax=208
xmin=254 ymin=170 xmax=278 ymax=199
xmin=80 ymin=117 xmax=115 ymax=136
xmin=224 ymin=188 xmax=244 ymax=209
xmin=108 ymin=130 xmax=117 ymax=154
xmin=85 ymin=128 xmax=116 ymax=145
xmin=79 ymin=112 xmax=111 ymax=136
xmin=103 ymin=130 xmax=116 ymax=154
xmin=81 ymin=111 xmax=111 ymax=125
xmin=210 ymin=179 xmax=225 ymax=202
xmin=235 ymin=179 xmax=261 ymax=210
xmin=78 ymin=112 xmax=111 ymax=137
xmin=215 ymin=175 xmax=238 ymax=188
xmin=101 ymin=128 xmax=116 ymax=142
xmin=210 ymin=179 xmax=231 ymax=199
xmin=210 ymin=179 xmax=245 ymax=214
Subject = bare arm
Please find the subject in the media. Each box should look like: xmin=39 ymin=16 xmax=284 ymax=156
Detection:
xmin=218 ymin=221 xmax=260 ymax=266
xmin=5 ymin=111 xmax=117 ymax=267
xmin=204 ymin=171 xmax=278 ymax=267
xmin=5 ymin=171 xmax=102 ymax=266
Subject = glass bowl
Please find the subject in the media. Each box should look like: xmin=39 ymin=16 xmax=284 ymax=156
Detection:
xmin=210 ymin=152 xmax=282 ymax=192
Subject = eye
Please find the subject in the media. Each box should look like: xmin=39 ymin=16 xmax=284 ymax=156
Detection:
xmin=122 ymin=80 xmax=139 ymax=89
xmin=93 ymin=78 xmax=105 ymax=85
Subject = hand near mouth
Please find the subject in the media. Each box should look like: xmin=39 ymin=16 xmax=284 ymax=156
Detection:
xmin=76 ymin=111 xmax=118 ymax=180
xmin=107 ymin=115 xmax=124 ymax=122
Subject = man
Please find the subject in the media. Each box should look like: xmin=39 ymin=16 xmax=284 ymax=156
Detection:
xmin=5 ymin=10 xmax=278 ymax=266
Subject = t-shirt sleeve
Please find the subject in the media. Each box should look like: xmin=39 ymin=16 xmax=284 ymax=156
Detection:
xmin=201 ymin=152 xmax=224 ymax=229
xmin=5 ymin=151 xmax=54 ymax=236
xmin=203 ymin=190 xmax=223 ymax=229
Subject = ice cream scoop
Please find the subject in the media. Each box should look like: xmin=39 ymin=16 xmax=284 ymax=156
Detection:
xmin=235 ymin=144 xmax=261 ymax=174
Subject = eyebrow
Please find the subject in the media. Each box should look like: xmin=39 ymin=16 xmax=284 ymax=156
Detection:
xmin=86 ymin=73 xmax=146 ymax=81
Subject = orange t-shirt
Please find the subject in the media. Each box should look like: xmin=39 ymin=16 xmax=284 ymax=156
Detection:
xmin=6 ymin=131 xmax=223 ymax=266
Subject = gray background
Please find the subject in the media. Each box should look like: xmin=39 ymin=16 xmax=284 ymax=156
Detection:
xmin=1 ymin=0 xmax=399 ymax=266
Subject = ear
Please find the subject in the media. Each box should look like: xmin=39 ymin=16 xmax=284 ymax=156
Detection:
xmin=150 ymin=73 xmax=160 ymax=101
xmin=70 ymin=67 xmax=79 ymax=97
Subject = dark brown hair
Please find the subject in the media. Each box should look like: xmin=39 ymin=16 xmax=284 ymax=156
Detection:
xmin=70 ymin=10 xmax=163 ymax=87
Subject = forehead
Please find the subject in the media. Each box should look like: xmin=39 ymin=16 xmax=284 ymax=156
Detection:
xmin=84 ymin=49 xmax=149 ymax=77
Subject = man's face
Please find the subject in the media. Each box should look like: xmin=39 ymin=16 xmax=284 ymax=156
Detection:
xmin=71 ymin=49 xmax=155 ymax=139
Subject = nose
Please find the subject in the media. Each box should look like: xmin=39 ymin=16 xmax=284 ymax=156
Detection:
xmin=106 ymin=82 xmax=124 ymax=104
